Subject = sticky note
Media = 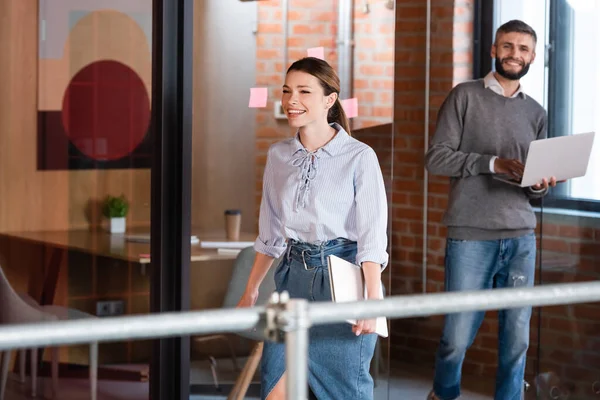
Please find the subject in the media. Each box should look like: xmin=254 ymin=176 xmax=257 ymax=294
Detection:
xmin=307 ymin=47 xmax=325 ymax=60
xmin=249 ymin=87 xmax=268 ymax=108
xmin=341 ymin=98 xmax=358 ymax=118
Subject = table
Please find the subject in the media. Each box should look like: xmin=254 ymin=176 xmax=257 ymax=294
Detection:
xmin=0 ymin=228 xmax=256 ymax=381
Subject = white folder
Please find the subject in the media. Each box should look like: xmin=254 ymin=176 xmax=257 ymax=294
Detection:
xmin=327 ymin=255 xmax=388 ymax=338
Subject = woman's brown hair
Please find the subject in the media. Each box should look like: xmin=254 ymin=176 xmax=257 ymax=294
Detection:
xmin=286 ymin=57 xmax=351 ymax=134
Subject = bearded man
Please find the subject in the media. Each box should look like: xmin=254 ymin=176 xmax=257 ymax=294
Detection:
xmin=425 ymin=20 xmax=558 ymax=400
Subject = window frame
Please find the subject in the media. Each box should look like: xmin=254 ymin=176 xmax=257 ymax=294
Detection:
xmin=150 ymin=0 xmax=193 ymax=398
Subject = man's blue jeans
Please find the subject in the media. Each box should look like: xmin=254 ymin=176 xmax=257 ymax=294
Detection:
xmin=432 ymin=234 xmax=536 ymax=400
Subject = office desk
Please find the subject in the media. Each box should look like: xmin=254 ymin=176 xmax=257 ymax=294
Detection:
xmin=0 ymin=228 xmax=255 ymax=381
xmin=1 ymin=229 xmax=255 ymax=262
xmin=0 ymin=229 xmax=254 ymax=302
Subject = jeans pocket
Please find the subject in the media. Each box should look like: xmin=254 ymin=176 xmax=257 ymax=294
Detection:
xmin=311 ymin=269 xmax=331 ymax=302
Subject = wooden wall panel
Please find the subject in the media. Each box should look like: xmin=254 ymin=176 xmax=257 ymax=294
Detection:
xmin=1 ymin=0 xmax=256 ymax=235
xmin=0 ymin=0 xmax=69 ymax=232
xmin=0 ymin=1 xmax=258 ymax=365
xmin=0 ymin=0 xmax=152 ymax=233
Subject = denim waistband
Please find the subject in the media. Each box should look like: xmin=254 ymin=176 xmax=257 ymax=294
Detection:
xmin=285 ymin=238 xmax=356 ymax=268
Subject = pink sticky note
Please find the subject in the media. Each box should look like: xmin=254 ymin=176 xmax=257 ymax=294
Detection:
xmin=341 ymin=98 xmax=358 ymax=118
xmin=249 ymin=87 xmax=268 ymax=108
xmin=307 ymin=47 xmax=325 ymax=60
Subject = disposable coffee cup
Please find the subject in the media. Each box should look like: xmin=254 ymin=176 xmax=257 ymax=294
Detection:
xmin=225 ymin=209 xmax=241 ymax=241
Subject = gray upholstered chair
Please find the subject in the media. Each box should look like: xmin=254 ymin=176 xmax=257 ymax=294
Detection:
xmin=194 ymin=246 xmax=279 ymax=400
xmin=0 ymin=264 xmax=98 ymax=400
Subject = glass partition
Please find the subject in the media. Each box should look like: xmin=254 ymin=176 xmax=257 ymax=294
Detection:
xmin=0 ymin=0 xmax=155 ymax=397
xmin=189 ymin=0 xmax=395 ymax=398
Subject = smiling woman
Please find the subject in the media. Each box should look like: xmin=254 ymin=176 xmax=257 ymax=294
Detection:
xmin=189 ymin=1 xmax=395 ymax=398
xmin=237 ymin=57 xmax=389 ymax=400
xmin=282 ymin=58 xmax=350 ymax=136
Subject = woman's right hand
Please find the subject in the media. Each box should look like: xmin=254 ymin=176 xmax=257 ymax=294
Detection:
xmin=236 ymin=289 xmax=259 ymax=308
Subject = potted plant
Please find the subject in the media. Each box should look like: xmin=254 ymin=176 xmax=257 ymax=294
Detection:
xmin=102 ymin=194 xmax=129 ymax=234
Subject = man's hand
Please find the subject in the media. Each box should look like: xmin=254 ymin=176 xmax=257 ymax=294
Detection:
xmin=532 ymin=177 xmax=560 ymax=190
xmin=494 ymin=158 xmax=525 ymax=178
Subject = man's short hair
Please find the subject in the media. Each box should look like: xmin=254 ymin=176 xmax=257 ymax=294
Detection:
xmin=495 ymin=20 xmax=537 ymax=44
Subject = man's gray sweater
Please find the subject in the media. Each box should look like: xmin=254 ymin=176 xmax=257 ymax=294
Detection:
xmin=425 ymin=79 xmax=547 ymax=240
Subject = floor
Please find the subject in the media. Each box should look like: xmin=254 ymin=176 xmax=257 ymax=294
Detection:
xmin=2 ymin=360 xmax=494 ymax=400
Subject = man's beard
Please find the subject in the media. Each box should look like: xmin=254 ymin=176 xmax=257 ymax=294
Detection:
xmin=495 ymin=57 xmax=531 ymax=80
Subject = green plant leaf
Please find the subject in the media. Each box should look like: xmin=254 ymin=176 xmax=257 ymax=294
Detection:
xmin=102 ymin=195 xmax=130 ymax=218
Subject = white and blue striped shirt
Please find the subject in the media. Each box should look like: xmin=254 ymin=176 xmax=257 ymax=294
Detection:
xmin=254 ymin=123 xmax=389 ymax=268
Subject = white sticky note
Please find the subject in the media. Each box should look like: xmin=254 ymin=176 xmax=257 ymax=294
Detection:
xmin=249 ymin=87 xmax=268 ymax=108
xmin=307 ymin=47 xmax=325 ymax=60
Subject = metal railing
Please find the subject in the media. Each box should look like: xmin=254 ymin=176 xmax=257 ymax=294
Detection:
xmin=1 ymin=281 xmax=600 ymax=399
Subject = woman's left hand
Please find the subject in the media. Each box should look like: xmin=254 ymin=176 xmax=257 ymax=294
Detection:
xmin=352 ymin=319 xmax=377 ymax=335
xmin=354 ymin=261 xmax=382 ymax=336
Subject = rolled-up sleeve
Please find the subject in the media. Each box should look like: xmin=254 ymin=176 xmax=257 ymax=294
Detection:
xmin=254 ymin=147 xmax=287 ymax=258
xmin=354 ymin=148 xmax=389 ymax=269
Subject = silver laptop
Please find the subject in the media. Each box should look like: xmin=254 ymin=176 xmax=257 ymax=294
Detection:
xmin=494 ymin=132 xmax=595 ymax=187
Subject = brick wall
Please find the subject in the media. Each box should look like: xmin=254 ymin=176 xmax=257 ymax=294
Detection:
xmin=255 ymin=0 xmax=294 ymax=218
xmin=353 ymin=2 xmax=395 ymax=129
xmin=530 ymin=220 xmax=600 ymax=396
xmin=388 ymin=0 xmax=456 ymax=378
xmin=391 ymin=0 xmax=467 ymax=296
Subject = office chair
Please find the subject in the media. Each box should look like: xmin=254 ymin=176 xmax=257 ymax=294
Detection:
xmin=0 ymin=264 xmax=98 ymax=400
xmin=193 ymin=246 xmax=279 ymax=400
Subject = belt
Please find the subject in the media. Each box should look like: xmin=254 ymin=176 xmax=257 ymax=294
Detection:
xmin=285 ymin=238 xmax=355 ymax=271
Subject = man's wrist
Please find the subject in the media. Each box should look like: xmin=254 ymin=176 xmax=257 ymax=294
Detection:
xmin=529 ymin=185 xmax=547 ymax=193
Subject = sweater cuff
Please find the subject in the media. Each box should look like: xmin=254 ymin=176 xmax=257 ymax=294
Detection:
xmin=477 ymin=154 xmax=495 ymax=175
xmin=528 ymin=186 xmax=547 ymax=193
xmin=525 ymin=185 xmax=549 ymax=199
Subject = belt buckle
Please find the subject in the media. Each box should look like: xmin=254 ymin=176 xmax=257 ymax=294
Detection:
xmin=301 ymin=249 xmax=316 ymax=271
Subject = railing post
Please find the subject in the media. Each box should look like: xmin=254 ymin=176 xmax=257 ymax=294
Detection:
xmin=285 ymin=299 xmax=310 ymax=400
